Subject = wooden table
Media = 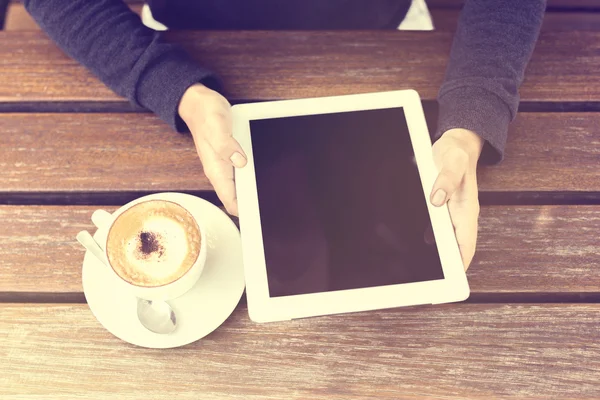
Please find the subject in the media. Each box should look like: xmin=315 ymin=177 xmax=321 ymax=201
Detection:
xmin=1 ymin=5 xmax=600 ymax=399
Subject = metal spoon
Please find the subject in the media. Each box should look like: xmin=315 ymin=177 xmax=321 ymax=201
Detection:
xmin=76 ymin=230 xmax=177 ymax=334
xmin=136 ymin=299 xmax=177 ymax=334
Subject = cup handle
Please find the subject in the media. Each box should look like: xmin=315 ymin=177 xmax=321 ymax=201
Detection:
xmin=91 ymin=209 xmax=113 ymax=229
xmin=76 ymin=230 xmax=110 ymax=267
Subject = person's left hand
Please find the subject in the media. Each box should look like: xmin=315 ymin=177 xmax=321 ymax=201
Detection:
xmin=430 ymin=128 xmax=484 ymax=271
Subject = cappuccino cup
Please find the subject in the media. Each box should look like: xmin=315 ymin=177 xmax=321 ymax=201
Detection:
xmin=91 ymin=195 xmax=207 ymax=301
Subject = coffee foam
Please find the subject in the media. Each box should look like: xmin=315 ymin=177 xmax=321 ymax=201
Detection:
xmin=106 ymin=200 xmax=201 ymax=287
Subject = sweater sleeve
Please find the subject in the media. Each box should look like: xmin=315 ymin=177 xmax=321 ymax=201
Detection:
xmin=436 ymin=0 xmax=546 ymax=164
xmin=24 ymin=0 xmax=221 ymax=132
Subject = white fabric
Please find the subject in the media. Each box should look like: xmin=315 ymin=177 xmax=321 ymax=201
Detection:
xmin=398 ymin=0 xmax=434 ymax=31
xmin=141 ymin=4 xmax=168 ymax=31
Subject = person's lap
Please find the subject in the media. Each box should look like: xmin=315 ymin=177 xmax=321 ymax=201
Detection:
xmin=141 ymin=0 xmax=434 ymax=32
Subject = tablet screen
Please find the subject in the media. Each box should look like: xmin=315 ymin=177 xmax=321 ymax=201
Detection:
xmin=250 ymin=107 xmax=444 ymax=298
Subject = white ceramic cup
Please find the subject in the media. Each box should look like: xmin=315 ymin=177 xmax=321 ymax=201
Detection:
xmin=91 ymin=194 xmax=208 ymax=301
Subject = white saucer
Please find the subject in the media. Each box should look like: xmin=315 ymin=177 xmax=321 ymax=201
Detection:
xmin=82 ymin=193 xmax=245 ymax=349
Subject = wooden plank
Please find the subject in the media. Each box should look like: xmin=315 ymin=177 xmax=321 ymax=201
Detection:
xmin=1 ymin=303 xmax=599 ymax=398
xmin=4 ymin=3 xmax=144 ymax=31
xmin=0 ymin=206 xmax=117 ymax=294
xmin=478 ymin=113 xmax=600 ymax=192
xmin=1 ymin=112 xmax=598 ymax=193
xmin=470 ymin=205 xmax=600 ymax=294
xmin=432 ymin=9 xmax=600 ymax=31
xmin=1 ymin=205 xmax=599 ymax=295
xmin=0 ymin=114 xmax=208 ymax=193
xmin=0 ymin=31 xmax=599 ymax=104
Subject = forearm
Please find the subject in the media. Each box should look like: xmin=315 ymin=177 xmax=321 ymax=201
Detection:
xmin=437 ymin=0 xmax=546 ymax=164
xmin=25 ymin=0 xmax=219 ymax=131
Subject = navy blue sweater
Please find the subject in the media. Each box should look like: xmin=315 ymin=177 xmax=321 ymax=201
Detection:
xmin=24 ymin=0 xmax=545 ymax=163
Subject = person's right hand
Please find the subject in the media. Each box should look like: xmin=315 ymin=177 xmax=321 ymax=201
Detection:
xmin=178 ymin=83 xmax=247 ymax=216
xmin=430 ymin=128 xmax=483 ymax=271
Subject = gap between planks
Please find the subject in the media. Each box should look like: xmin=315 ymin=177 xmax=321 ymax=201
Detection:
xmin=2 ymin=101 xmax=600 ymax=114
xmin=1 ymin=191 xmax=600 ymax=206
xmin=2 ymin=292 xmax=600 ymax=304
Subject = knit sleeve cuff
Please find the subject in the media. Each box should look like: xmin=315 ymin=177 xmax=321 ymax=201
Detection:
xmin=436 ymin=86 xmax=513 ymax=165
xmin=135 ymin=49 xmax=223 ymax=133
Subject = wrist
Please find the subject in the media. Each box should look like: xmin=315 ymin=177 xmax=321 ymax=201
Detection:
xmin=441 ymin=128 xmax=484 ymax=161
xmin=178 ymin=83 xmax=211 ymax=122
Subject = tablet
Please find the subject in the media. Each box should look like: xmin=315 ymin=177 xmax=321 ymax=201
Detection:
xmin=232 ymin=90 xmax=469 ymax=323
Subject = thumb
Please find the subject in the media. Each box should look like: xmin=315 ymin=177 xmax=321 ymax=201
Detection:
xmin=430 ymin=149 xmax=469 ymax=207
xmin=204 ymin=113 xmax=247 ymax=169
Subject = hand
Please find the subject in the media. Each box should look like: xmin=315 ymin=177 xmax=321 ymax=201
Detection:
xmin=430 ymin=128 xmax=484 ymax=271
xmin=178 ymin=83 xmax=247 ymax=216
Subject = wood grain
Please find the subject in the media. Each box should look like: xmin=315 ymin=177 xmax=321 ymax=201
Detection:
xmin=4 ymin=3 xmax=144 ymax=31
xmin=1 ymin=112 xmax=598 ymax=193
xmin=1 ymin=30 xmax=600 ymax=104
xmin=0 ymin=113 xmax=208 ymax=193
xmin=0 ymin=206 xmax=117 ymax=294
xmin=1 ymin=205 xmax=599 ymax=294
xmin=477 ymin=113 xmax=600 ymax=192
xmin=1 ymin=303 xmax=599 ymax=398
xmin=469 ymin=205 xmax=600 ymax=294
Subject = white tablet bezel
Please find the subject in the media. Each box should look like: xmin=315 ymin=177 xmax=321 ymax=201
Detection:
xmin=233 ymin=90 xmax=469 ymax=323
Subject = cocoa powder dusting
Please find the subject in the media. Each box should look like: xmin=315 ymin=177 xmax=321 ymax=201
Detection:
xmin=139 ymin=231 xmax=164 ymax=258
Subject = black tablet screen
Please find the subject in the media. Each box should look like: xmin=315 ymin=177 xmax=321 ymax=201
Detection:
xmin=249 ymin=107 xmax=444 ymax=298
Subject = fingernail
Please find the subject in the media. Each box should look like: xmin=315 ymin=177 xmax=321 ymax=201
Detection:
xmin=432 ymin=189 xmax=447 ymax=207
xmin=230 ymin=152 xmax=246 ymax=168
